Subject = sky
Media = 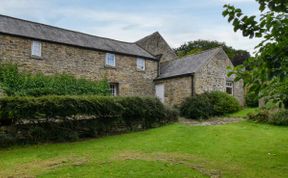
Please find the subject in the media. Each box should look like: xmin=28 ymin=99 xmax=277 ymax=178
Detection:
xmin=0 ymin=0 xmax=262 ymax=54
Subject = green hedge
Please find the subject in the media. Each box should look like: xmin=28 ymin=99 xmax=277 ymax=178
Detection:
xmin=0 ymin=63 xmax=110 ymax=96
xmin=180 ymin=91 xmax=241 ymax=119
xmin=0 ymin=96 xmax=177 ymax=146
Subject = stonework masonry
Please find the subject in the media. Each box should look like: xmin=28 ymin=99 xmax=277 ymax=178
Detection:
xmin=155 ymin=76 xmax=193 ymax=106
xmin=0 ymin=34 xmax=158 ymax=96
xmin=0 ymin=31 xmax=245 ymax=107
xmin=155 ymin=49 xmax=245 ymax=106
xmin=194 ymin=49 xmax=244 ymax=105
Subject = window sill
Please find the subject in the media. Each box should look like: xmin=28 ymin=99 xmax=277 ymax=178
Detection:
xmin=136 ymin=69 xmax=145 ymax=73
xmin=31 ymin=55 xmax=43 ymax=60
xmin=104 ymin=65 xmax=117 ymax=69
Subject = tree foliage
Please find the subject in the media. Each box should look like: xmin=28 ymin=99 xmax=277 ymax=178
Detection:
xmin=174 ymin=40 xmax=250 ymax=66
xmin=223 ymin=0 xmax=288 ymax=108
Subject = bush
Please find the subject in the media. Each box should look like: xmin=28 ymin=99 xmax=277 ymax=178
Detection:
xmin=209 ymin=91 xmax=241 ymax=115
xmin=180 ymin=94 xmax=213 ymax=119
xmin=0 ymin=96 xmax=178 ymax=147
xmin=0 ymin=63 xmax=110 ymax=96
xmin=248 ymin=109 xmax=288 ymax=126
xmin=245 ymin=91 xmax=259 ymax=107
xmin=269 ymin=110 xmax=288 ymax=126
xmin=247 ymin=110 xmax=270 ymax=123
xmin=180 ymin=91 xmax=241 ymax=119
xmin=0 ymin=133 xmax=17 ymax=148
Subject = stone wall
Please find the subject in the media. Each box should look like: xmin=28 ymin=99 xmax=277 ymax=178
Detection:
xmin=0 ymin=34 xmax=158 ymax=96
xmin=194 ymin=49 xmax=245 ymax=105
xmin=155 ymin=76 xmax=192 ymax=106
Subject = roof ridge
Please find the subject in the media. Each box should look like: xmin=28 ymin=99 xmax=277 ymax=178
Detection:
xmin=136 ymin=31 xmax=159 ymax=43
xmin=0 ymin=14 xmax=135 ymax=45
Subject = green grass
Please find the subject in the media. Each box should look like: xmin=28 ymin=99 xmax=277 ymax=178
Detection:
xmin=0 ymin=121 xmax=287 ymax=177
xmin=226 ymin=107 xmax=258 ymax=118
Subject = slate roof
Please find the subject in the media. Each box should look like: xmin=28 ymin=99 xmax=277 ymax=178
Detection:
xmin=157 ymin=47 xmax=222 ymax=79
xmin=0 ymin=15 xmax=156 ymax=60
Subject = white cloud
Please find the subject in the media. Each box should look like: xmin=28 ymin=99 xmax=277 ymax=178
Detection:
xmin=0 ymin=0 xmax=261 ymax=54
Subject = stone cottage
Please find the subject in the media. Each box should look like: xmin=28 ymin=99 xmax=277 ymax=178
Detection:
xmin=0 ymin=15 xmax=244 ymax=106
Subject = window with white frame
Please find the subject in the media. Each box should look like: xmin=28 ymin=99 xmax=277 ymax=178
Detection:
xmin=105 ymin=53 xmax=116 ymax=67
xmin=109 ymin=83 xmax=118 ymax=96
xmin=137 ymin=58 xmax=145 ymax=71
xmin=31 ymin=41 xmax=42 ymax=57
xmin=226 ymin=81 xmax=233 ymax=95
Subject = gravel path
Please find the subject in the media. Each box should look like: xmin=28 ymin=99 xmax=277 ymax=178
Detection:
xmin=178 ymin=117 xmax=243 ymax=126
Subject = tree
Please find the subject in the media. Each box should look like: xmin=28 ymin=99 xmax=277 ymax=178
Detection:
xmin=223 ymin=0 xmax=288 ymax=108
xmin=174 ymin=40 xmax=250 ymax=66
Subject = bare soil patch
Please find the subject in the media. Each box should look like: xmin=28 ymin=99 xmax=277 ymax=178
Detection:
xmin=178 ymin=117 xmax=243 ymax=126
xmin=0 ymin=156 xmax=88 ymax=178
xmin=112 ymin=151 xmax=222 ymax=178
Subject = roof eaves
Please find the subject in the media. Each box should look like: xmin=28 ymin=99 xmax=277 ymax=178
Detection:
xmin=154 ymin=73 xmax=194 ymax=81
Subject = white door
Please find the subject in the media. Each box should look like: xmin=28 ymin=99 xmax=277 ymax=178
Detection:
xmin=155 ymin=84 xmax=165 ymax=103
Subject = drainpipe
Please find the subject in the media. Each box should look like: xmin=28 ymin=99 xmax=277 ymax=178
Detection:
xmin=191 ymin=74 xmax=195 ymax=96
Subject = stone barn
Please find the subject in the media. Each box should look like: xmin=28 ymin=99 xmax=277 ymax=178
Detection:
xmin=0 ymin=14 xmax=244 ymax=106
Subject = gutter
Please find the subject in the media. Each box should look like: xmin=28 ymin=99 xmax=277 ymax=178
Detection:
xmin=153 ymin=73 xmax=194 ymax=81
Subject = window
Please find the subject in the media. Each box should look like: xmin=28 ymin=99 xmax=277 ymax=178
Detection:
xmin=137 ymin=58 xmax=145 ymax=71
xmin=31 ymin=41 xmax=42 ymax=57
xmin=105 ymin=53 xmax=116 ymax=67
xmin=109 ymin=83 xmax=118 ymax=96
xmin=226 ymin=81 xmax=233 ymax=95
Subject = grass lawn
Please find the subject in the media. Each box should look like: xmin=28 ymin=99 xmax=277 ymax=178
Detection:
xmin=226 ymin=107 xmax=258 ymax=118
xmin=0 ymin=118 xmax=287 ymax=178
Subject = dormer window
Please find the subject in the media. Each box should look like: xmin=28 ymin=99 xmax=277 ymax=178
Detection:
xmin=137 ymin=58 xmax=145 ymax=71
xmin=31 ymin=41 xmax=42 ymax=58
xmin=105 ymin=53 xmax=116 ymax=67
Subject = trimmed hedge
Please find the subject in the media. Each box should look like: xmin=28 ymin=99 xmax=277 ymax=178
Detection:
xmin=180 ymin=91 xmax=241 ymax=119
xmin=0 ymin=96 xmax=177 ymax=146
xmin=0 ymin=63 xmax=110 ymax=96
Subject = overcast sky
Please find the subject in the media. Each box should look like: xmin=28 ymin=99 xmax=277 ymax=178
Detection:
xmin=0 ymin=0 xmax=262 ymax=54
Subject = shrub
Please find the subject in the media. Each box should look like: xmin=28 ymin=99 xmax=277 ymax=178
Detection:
xmin=269 ymin=110 xmax=288 ymax=126
xmin=247 ymin=110 xmax=270 ymax=123
xmin=180 ymin=94 xmax=213 ymax=119
xmin=245 ymin=91 xmax=259 ymax=107
xmin=248 ymin=109 xmax=288 ymax=126
xmin=0 ymin=133 xmax=17 ymax=148
xmin=0 ymin=63 xmax=110 ymax=96
xmin=0 ymin=96 xmax=178 ymax=147
xmin=180 ymin=91 xmax=241 ymax=119
xmin=209 ymin=91 xmax=241 ymax=116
